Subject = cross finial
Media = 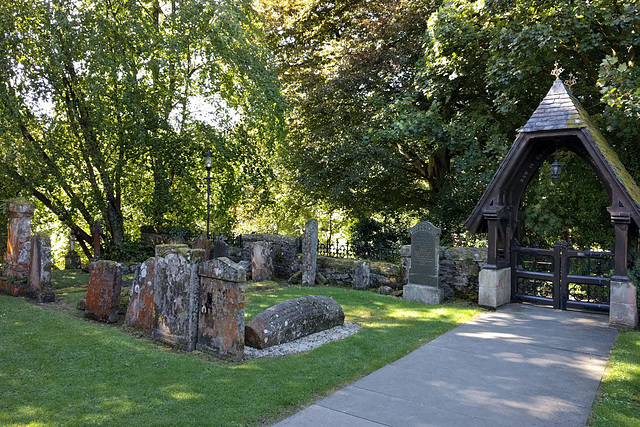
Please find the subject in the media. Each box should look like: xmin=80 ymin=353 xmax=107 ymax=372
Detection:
xmin=564 ymin=72 xmax=577 ymax=88
xmin=551 ymin=61 xmax=564 ymax=79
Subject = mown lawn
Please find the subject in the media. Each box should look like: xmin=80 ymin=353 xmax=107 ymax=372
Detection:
xmin=589 ymin=330 xmax=640 ymax=426
xmin=0 ymin=274 xmax=481 ymax=426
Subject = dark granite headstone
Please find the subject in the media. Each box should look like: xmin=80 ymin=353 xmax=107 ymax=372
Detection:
xmin=409 ymin=221 xmax=440 ymax=287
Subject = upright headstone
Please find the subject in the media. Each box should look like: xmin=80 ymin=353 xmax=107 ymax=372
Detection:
xmin=85 ymin=260 xmax=123 ymax=323
xmin=352 ymin=261 xmax=371 ymax=290
xmin=28 ymin=232 xmax=55 ymax=303
xmin=251 ymin=241 xmax=274 ymax=282
xmin=213 ymin=236 xmax=229 ymax=259
xmin=125 ymin=257 xmax=155 ymax=333
xmin=302 ymin=219 xmax=318 ymax=286
xmin=5 ymin=200 xmax=35 ymax=280
xmin=404 ymin=221 xmax=443 ymax=304
xmin=65 ymin=232 xmax=82 ymax=270
xmin=197 ymin=257 xmax=246 ymax=360
xmin=152 ymin=245 xmax=205 ymax=352
xmin=91 ymin=220 xmax=102 ymax=261
xmin=192 ymin=235 xmax=211 ymax=260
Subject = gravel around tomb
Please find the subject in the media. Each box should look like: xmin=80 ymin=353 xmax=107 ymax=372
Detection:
xmin=244 ymin=322 xmax=361 ymax=360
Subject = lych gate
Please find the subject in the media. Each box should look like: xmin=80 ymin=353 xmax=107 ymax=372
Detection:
xmin=466 ymin=74 xmax=640 ymax=328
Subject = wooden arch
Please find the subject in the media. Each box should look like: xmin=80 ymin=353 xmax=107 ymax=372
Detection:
xmin=466 ymin=79 xmax=640 ymax=281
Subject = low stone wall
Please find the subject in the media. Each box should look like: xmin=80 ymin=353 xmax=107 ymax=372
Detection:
xmin=438 ymin=247 xmax=487 ymax=299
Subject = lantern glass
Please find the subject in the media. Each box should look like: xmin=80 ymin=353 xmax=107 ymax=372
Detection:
xmin=550 ymin=158 xmax=561 ymax=182
xmin=205 ymin=149 xmax=213 ymax=170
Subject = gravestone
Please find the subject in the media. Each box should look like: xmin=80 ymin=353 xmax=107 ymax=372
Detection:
xmin=0 ymin=200 xmax=35 ymax=297
xmin=65 ymin=232 xmax=82 ymax=270
xmin=245 ymin=295 xmax=344 ymax=349
xmin=85 ymin=260 xmax=123 ymax=323
xmin=125 ymin=257 xmax=155 ymax=333
xmin=197 ymin=257 xmax=246 ymax=360
xmin=404 ymin=221 xmax=443 ymax=304
xmin=192 ymin=235 xmax=211 ymax=260
xmin=302 ymin=219 xmax=318 ymax=286
xmin=152 ymin=245 xmax=205 ymax=352
xmin=28 ymin=232 xmax=55 ymax=303
xmin=352 ymin=261 xmax=371 ymax=290
xmin=91 ymin=220 xmax=102 ymax=261
xmin=251 ymin=241 xmax=273 ymax=282
xmin=213 ymin=237 xmax=229 ymax=259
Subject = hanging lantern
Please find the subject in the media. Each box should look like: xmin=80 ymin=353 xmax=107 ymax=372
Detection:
xmin=550 ymin=158 xmax=562 ymax=183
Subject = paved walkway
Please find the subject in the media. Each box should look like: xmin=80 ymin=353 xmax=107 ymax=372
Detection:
xmin=275 ymin=304 xmax=617 ymax=427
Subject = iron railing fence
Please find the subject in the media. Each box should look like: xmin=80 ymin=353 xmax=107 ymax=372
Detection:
xmin=317 ymin=240 xmax=402 ymax=263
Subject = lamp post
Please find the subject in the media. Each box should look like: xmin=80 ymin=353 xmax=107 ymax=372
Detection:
xmin=205 ymin=149 xmax=213 ymax=239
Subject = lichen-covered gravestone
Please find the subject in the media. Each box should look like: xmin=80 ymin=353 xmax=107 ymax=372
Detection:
xmin=404 ymin=221 xmax=443 ymax=304
xmin=192 ymin=235 xmax=211 ymax=260
xmin=28 ymin=232 xmax=55 ymax=303
xmin=302 ymin=219 xmax=318 ymax=286
xmin=125 ymin=257 xmax=155 ymax=333
xmin=0 ymin=200 xmax=35 ymax=297
xmin=197 ymin=257 xmax=246 ymax=360
xmin=352 ymin=261 xmax=371 ymax=290
xmin=251 ymin=241 xmax=274 ymax=282
xmin=85 ymin=260 xmax=123 ymax=323
xmin=245 ymin=295 xmax=344 ymax=349
xmin=152 ymin=245 xmax=205 ymax=352
xmin=65 ymin=232 xmax=82 ymax=270
xmin=213 ymin=237 xmax=229 ymax=259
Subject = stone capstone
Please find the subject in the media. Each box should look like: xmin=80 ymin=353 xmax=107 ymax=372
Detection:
xmin=125 ymin=257 xmax=155 ymax=333
xmin=85 ymin=260 xmax=123 ymax=323
xmin=197 ymin=258 xmax=246 ymax=360
xmin=28 ymin=232 xmax=55 ymax=303
xmin=245 ymin=295 xmax=345 ymax=349
xmin=152 ymin=245 xmax=205 ymax=352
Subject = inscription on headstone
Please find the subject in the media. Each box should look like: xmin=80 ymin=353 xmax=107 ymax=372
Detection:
xmin=409 ymin=221 xmax=440 ymax=287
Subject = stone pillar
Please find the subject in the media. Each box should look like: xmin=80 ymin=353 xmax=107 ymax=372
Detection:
xmin=478 ymin=267 xmax=511 ymax=308
xmin=125 ymin=257 xmax=155 ymax=333
xmin=152 ymin=245 xmax=205 ymax=352
xmin=404 ymin=221 xmax=443 ymax=305
xmin=251 ymin=241 xmax=274 ymax=282
xmin=302 ymin=219 xmax=318 ymax=286
xmin=65 ymin=232 xmax=82 ymax=270
xmin=609 ymin=280 xmax=638 ymax=328
xmin=85 ymin=260 xmax=123 ymax=323
xmin=28 ymin=232 xmax=55 ymax=303
xmin=6 ymin=200 xmax=35 ymax=280
xmin=197 ymin=257 xmax=246 ymax=360
xmin=400 ymin=245 xmax=411 ymax=286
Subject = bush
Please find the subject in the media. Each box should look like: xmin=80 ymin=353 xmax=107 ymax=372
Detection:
xmin=103 ymin=241 xmax=155 ymax=263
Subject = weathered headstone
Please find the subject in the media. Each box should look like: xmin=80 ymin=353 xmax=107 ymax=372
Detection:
xmin=152 ymin=245 xmax=205 ymax=352
xmin=125 ymin=258 xmax=155 ymax=333
xmin=251 ymin=241 xmax=273 ymax=282
xmin=197 ymin=257 xmax=246 ymax=360
xmin=213 ymin=236 xmax=229 ymax=259
xmin=28 ymin=232 xmax=55 ymax=303
xmin=192 ymin=235 xmax=211 ymax=260
xmin=5 ymin=200 xmax=35 ymax=280
xmin=352 ymin=261 xmax=371 ymax=290
xmin=65 ymin=232 xmax=82 ymax=270
xmin=400 ymin=244 xmax=411 ymax=286
xmin=85 ymin=260 xmax=123 ymax=323
xmin=404 ymin=221 xmax=443 ymax=304
xmin=302 ymin=219 xmax=318 ymax=286
xmin=245 ymin=295 xmax=344 ymax=349
xmin=91 ymin=220 xmax=102 ymax=261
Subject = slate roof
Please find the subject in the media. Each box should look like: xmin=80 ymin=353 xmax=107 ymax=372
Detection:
xmin=465 ymin=77 xmax=640 ymax=233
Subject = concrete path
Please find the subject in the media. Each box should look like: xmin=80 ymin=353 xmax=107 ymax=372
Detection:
xmin=274 ymin=304 xmax=617 ymax=427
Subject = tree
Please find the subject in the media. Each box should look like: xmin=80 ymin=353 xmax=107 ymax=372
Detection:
xmin=0 ymin=0 xmax=284 ymax=258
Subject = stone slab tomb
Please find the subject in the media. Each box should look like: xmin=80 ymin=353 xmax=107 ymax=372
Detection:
xmin=251 ymin=241 xmax=274 ymax=282
xmin=197 ymin=257 xmax=246 ymax=360
xmin=245 ymin=295 xmax=345 ymax=349
xmin=125 ymin=257 xmax=155 ymax=333
xmin=85 ymin=260 xmax=123 ymax=323
xmin=28 ymin=232 xmax=55 ymax=303
xmin=404 ymin=221 xmax=443 ymax=305
xmin=152 ymin=245 xmax=205 ymax=352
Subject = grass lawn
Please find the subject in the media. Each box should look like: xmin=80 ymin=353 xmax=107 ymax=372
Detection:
xmin=0 ymin=272 xmax=481 ymax=426
xmin=589 ymin=330 xmax=640 ymax=426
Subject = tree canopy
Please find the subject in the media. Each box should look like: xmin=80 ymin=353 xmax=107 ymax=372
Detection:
xmin=0 ymin=0 xmax=284 ymax=257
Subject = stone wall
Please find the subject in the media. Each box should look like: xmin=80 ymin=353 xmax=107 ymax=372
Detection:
xmin=240 ymin=234 xmax=301 ymax=279
xmin=438 ymin=247 xmax=487 ymax=299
